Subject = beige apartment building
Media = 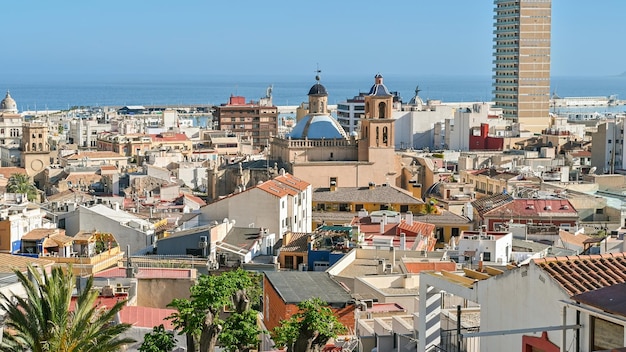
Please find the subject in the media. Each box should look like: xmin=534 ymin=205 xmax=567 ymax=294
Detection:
xmin=493 ymin=0 xmax=551 ymax=134
xmin=213 ymin=95 xmax=278 ymax=149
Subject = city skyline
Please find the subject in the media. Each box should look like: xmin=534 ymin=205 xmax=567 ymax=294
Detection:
xmin=3 ymin=0 xmax=626 ymax=81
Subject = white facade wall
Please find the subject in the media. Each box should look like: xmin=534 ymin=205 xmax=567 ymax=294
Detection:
xmin=63 ymin=205 xmax=155 ymax=255
xmin=201 ymin=188 xmax=286 ymax=237
xmin=394 ymin=106 xmax=454 ymax=150
xmin=68 ymin=119 xmax=111 ymax=148
xmin=591 ymin=120 xmax=625 ymax=173
xmin=475 ymin=263 xmax=577 ymax=351
xmin=336 ymin=100 xmax=365 ymax=134
xmin=5 ymin=207 xmax=46 ymax=253
xmin=177 ymin=166 xmax=207 ymax=190
xmin=458 ymin=233 xmax=512 ymax=265
xmin=291 ymin=185 xmax=312 ymax=233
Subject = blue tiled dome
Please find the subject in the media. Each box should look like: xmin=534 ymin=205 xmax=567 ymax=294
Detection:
xmin=289 ymin=114 xmax=348 ymax=139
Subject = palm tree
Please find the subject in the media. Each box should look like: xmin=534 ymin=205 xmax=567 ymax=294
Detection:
xmin=0 ymin=265 xmax=135 ymax=352
xmin=6 ymin=173 xmax=38 ymax=202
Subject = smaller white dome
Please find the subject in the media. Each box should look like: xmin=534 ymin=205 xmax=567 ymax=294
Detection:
xmin=289 ymin=114 xmax=348 ymax=140
xmin=0 ymin=91 xmax=17 ymax=113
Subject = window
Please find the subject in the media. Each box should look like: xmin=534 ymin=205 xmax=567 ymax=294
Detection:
xmin=451 ymin=228 xmax=460 ymax=238
xmin=339 ymin=204 xmax=349 ymax=212
xmin=355 ymin=204 xmax=364 ymax=211
xmin=482 ymin=252 xmax=491 ymax=262
xmin=591 ymin=316 xmax=624 ymax=350
xmin=400 ymin=205 xmax=409 ymax=212
xmin=284 ymin=256 xmax=294 ymax=270
xmin=436 ymin=228 xmax=444 ymax=242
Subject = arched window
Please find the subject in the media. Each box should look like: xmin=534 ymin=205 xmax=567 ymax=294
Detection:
xmin=375 ymin=127 xmax=379 ymax=145
xmin=38 ymin=143 xmax=43 ymax=151
xmin=32 ymin=143 xmax=36 ymax=151
xmin=383 ymin=126 xmax=388 ymax=145
xmin=378 ymin=102 xmax=387 ymax=118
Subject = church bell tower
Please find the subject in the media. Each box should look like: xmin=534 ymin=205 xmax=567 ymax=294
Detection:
xmin=359 ymin=74 xmax=395 ymax=162
xmin=21 ymin=122 xmax=51 ymax=185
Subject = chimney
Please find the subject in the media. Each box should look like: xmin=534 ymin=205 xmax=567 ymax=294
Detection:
xmin=380 ymin=220 xmax=385 ymax=234
xmin=406 ymin=211 xmax=413 ymax=225
xmin=383 ymin=213 xmax=388 ymax=225
xmin=390 ymin=247 xmax=396 ymax=272
xmin=400 ymin=232 xmax=406 ymax=251
xmin=280 ymin=168 xmax=286 ymax=176
xmin=368 ymin=182 xmax=375 ymax=190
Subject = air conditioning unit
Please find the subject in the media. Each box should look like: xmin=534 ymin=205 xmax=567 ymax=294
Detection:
xmin=198 ymin=236 xmax=208 ymax=248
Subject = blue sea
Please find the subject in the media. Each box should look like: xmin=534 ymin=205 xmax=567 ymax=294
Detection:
xmin=3 ymin=74 xmax=626 ymax=113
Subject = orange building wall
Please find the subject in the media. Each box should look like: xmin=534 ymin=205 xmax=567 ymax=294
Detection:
xmin=0 ymin=220 xmax=12 ymax=252
xmin=263 ymin=276 xmax=356 ymax=332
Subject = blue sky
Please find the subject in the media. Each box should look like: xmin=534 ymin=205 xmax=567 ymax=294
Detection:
xmin=3 ymin=0 xmax=625 ymax=80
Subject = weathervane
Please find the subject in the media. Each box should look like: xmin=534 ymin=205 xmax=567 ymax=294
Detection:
xmin=315 ymin=64 xmax=321 ymax=82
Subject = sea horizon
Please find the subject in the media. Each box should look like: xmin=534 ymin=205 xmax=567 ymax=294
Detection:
xmin=2 ymin=73 xmax=626 ymax=112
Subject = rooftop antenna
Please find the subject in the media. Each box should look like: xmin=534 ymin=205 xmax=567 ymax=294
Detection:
xmin=315 ymin=64 xmax=321 ymax=82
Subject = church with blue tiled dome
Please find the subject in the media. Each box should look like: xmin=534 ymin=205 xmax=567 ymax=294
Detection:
xmin=270 ymin=72 xmax=400 ymax=189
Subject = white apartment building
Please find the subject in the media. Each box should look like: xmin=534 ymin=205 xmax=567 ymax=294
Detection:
xmin=0 ymin=194 xmax=53 ymax=253
xmin=445 ymin=103 xmax=511 ymax=150
xmin=67 ymin=118 xmax=111 ymax=148
xmin=200 ymin=171 xmax=311 ymax=237
xmin=591 ymin=120 xmax=625 ymax=174
xmin=336 ymin=93 xmax=366 ymax=134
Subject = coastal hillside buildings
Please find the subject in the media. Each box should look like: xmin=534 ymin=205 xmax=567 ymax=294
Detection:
xmin=493 ymin=0 xmax=551 ymax=134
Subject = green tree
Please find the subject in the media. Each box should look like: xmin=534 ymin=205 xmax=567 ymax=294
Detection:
xmin=139 ymin=324 xmax=177 ymax=352
xmin=272 ymin=298 xmax=347 ymax=352
xmin=168 ymin=268 xmax=258 ymax=352
xmin=6 ymin=173 xmax=38 ymax=202
xmin=219 ymin=310 xmax=263 ymax=352
xmin=422 ymin=197 xmax=439 ymax=215
xmin=0 ymin=265 xmax=134 ymax=352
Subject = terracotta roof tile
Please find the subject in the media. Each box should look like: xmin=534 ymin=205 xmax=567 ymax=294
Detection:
xmin=257 ymin=179 xmax=297 ymax=198
xmin=534 ymin=253 xmax=626 ymax=295
xmin=0 ymin=167 xmax=27 ymax=178
xmin=274 ymin=173 xmax=310 ymax=191
xmin=397 ymin=220 xmax=435 ymax=236
xmin=183 ymin=193 xmax=207 ymax=206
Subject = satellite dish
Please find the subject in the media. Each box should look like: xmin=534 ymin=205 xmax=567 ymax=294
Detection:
xmin=589 ymin=166 xmax=597 ymax=175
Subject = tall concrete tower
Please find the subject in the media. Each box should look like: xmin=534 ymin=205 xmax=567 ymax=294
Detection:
xmin=493 ymin=0 xmax=551 ymax=134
